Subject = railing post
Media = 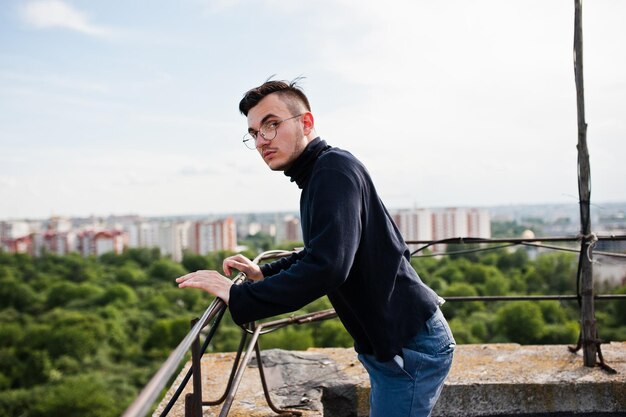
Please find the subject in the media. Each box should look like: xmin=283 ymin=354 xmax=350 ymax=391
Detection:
xmin=185 ymin=318 xmax=203 ymax=417
xmin=573 ymin=0 xmax=597 ymax=367
xmin=580 ymin=236 xmax=597 ymax=367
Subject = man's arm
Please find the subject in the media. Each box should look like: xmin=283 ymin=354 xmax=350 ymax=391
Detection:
xmin=259 ymin=249 xmax=307 ymax=277
xmin=174 ymin=250 xmax=306 ymax=304
xmin=228 ymin=165 xmax=362 ymax=324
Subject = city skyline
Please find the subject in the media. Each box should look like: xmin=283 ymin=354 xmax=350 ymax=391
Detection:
xmin=1 ymin=1 xmax=625 ymax=219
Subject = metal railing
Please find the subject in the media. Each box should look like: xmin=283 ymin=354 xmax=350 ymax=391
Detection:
xmin=123 ymin=235 xmax=626 ymax=417
xmin=408 ymin=234 xmax=626 ymax=373
xmin=121 ymin=250 xmax=290 ymax=417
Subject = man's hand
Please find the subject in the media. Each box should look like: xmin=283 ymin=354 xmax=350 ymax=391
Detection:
xmin=176 ymin=271 xmax=233 ymax=304
xmin=223 ymin=254 xmax=263 ymax=281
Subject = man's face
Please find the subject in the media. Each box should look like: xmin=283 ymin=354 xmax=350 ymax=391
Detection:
xmin=246 ymin=93 xmax=311 ymax=171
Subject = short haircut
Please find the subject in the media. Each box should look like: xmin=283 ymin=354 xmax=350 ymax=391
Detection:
xmin=239 ymin=77 xmax=312 ymax=116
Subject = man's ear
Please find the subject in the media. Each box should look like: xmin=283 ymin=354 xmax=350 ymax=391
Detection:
xmin=302 ymin=112 xmax=314 ymax=136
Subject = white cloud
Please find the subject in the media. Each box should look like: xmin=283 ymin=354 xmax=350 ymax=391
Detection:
xmin=178 ymin=165 xmax=219 ymax=176
xmin=194 ymin=0 xmax=242 ymax=13
xmin=0 ymin=176 xmax=18 ymax=188
xmin=0 ymin=70 xmax=110 ymax=95
xmin=19 ymin=0 xmax=117 ymax=39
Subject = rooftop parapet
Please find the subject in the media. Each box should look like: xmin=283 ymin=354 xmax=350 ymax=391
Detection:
xmin=155 ymin=342 xmax=626 ymax=417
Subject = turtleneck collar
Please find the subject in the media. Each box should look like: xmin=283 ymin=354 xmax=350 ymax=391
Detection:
xmin=284 ymin=137 xmax=330 ymax=189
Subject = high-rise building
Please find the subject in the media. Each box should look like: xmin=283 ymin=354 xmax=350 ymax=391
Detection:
xmin=76 ymin=229 xmax=126 ymax=257
xmin=391 ymin=207 xmax=491 ymax=254
xmin=157 ymin=221 xmax=190 ymax=262
xmin=1 ymin=235 xmax=32 ymax=254
xmin=0 ymin=220 xmax=31 ymax=241
xmin=41 ymin=231 xmax=77 ymax=256
xmin=189 ymin=218 xmax=237 ymax=255
xmin=274 ymin=215 xmax=302 ymax=245
xmin=393 ymin=209 xmax=433 ymax=241
xmin=0 ymin=220 xmax=34 ymax=254
xmin=467 ymin=208 xmax=491 ymax=239
xmin=127 ymin=221 xmax=160 ymax=249
xmin=432 ymin=208 xmax=470 ymax=241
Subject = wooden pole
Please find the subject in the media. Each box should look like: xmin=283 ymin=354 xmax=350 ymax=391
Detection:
xmin=573 ymin=0 xmax=597 ymax=367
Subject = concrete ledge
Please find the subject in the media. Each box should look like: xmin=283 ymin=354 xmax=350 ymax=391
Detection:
xmin=155 ymin=342 xmax=626 ymax=416
xmin=437 ymin=343 xmax=626 ymax=416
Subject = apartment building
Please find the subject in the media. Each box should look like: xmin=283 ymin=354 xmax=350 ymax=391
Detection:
xmin=392 ymin=207 xmax=491 ymax=253
xmin=188 ymin=218 xmax=237 ymax=255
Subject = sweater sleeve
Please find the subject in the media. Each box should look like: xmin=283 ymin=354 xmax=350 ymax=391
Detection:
xmin=229 ymin=166 xmax=362 ymax=325
xmin=259 ymin=249 xmax=307 ymax=277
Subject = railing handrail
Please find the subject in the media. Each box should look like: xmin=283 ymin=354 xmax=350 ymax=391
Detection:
xmin=405 ymin=234 xmax=626 ymax=245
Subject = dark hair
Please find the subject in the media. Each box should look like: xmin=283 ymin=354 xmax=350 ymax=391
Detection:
xmin=239 ymin=77 xmax=312 ymax=116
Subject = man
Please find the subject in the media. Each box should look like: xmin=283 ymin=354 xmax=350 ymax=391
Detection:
xmin=176 ymin=79 xmax=455 ymax=417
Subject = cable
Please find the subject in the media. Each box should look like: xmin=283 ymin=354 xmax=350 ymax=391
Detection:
xmin=412 ymin=243 xmax=516 ymax=258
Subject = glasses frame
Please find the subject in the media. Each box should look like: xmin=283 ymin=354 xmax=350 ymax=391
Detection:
xmin=242 ymin=114 xmax=303 ymax=150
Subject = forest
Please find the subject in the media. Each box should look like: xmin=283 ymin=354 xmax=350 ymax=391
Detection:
xmin=1 ymin=242 xmax=625 ymax=417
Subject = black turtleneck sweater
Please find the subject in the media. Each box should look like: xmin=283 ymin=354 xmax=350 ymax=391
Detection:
xmin=229 ymin=137 xmax=440 ymax=361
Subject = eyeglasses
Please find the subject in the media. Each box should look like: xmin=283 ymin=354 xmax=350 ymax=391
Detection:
xmin=242 ymin=114 xmax=302 ymax=150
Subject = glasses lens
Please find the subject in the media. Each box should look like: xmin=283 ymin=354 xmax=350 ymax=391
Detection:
xmin=243 ymin=133 xmax=256 ymax=150
xmin=261 ymin=122 xmax=278 ymax=141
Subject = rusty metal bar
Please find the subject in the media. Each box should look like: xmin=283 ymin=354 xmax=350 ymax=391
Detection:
xmin=408 ymin=235 xmax=626 ymax=256
xmin=254 ymin=340 xmax=302 ymax=416
xmin=159 ymin=305 xmax=227 ymax=417
xmin=203 ymin=329 xmax=248 ymax=406
xmin=219 ymin=325 xmax=262 ymax=417
xmin=218 ymin=309 xmax=338 ymax=417
xmin=406 ymin=235 xmax=626 ymax=245
xmin=121 ymin=296 xmax=228 ymax=417
xmin=443 ymin=294 xmax=626 ymax=302
xmin=123 ymin=250 xmax=295 ymax=417
xmin=185 ymin=318 xmax=203 ymax=417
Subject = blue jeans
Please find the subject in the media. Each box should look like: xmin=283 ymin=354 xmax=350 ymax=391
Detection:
xmin=357 ymin=308 xmax=455 ymax=417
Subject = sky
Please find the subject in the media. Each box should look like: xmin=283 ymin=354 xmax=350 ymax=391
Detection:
xmin=1 ymin=0 xmax=625 ymax=220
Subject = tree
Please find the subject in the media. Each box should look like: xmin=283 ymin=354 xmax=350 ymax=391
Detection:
xmin=147 ymin=259 xmax=187 ymax=282
xmin=43 ymin=310 xmax=107 ymax=360
xmin=526 ymin=253 xmax=577 ymax=294
xmin=0 ymin=278 xmax=41 ymax=312
xmin=611 ymin=285 xmax=626 ymax=326
xmin=432 ymin=262 xmax=464 ymax=284
xmin=239 ymin=232 xmax=275 ymax=252
xmin=0 ymin=323 xmax=21 ymax=348
xmin=46 ymin=282 xmax=103 ymax=309
xmin=64 ymin=254 xmax=99 ymax=283
xmin=481 ymin=273 xmax=510 ymax=296
xmin=496 ymin=302 xmax=545 ymax=344
xmin=496 ymin=248 xmax=529 ymax=271
xmin=124 ymin=247 xmax=161 ymax=268
xmin=115 ymin=263 xmax=148 ymax=286
xmin=538 ymin=322 xmax=579 ymax=344
xmin=99 ymin=284 xmax=138 ymax=306
xmin=260 ymin=326 xmax=314 ymax=351
xmin=13 ymin=349 xmax=52 ymax=388
xmin=182 ymin=252 xmax=210 ymax=272
xmin=538 ymin=301 xmax=569 ymax=324
xmin=441 ymin=282 xmax=485 ymax=319
xmin=144 ymin=317 xmax=191 ymax=352
xmin=313 ymin=319 xmax=352 ymax=348
xmin=29 ymin=374 xmax=119 ymax=417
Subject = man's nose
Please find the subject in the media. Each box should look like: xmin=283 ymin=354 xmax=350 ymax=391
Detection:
xmin=255 ymin=133 xmax=271 ymax=148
